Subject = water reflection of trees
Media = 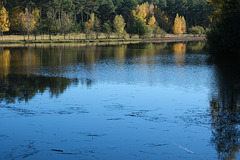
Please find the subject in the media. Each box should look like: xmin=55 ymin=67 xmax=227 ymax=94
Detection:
xmin=0 ymin=42 xmax=207 ymax=104
xmin=173 ymin=43 xmax=186 ymax=65
xmin=0 ymin=42 xmax=207 ymax=76
xmin=0 ymin=74 xmax=95 ymax=104
xmin=0 ymin=49 xmax=11 ymax=76
xmin=210 ymin=63 xmax=240 ymax=160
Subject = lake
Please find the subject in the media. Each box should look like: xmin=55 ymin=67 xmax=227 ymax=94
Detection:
xmin=0 ymin=42 xmax=239 ymax=160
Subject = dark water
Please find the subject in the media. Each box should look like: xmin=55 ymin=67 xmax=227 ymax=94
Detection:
xmin=0 ymin=42 xmax=239 ymax=160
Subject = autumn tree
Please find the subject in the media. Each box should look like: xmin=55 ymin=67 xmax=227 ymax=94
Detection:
xmin=84 ymin=13 xmax=95 ymax=39
xmin=132 ymin=2 xmax=155 ymax=24
xmin=131 ymin=2 xmax=158 ymax=37
xmin=181 ymin=16 xmax=186 ymax=33
xmin=0 ymin=5 xmax=9 ymax=37
xmin=19 ymin=8 xmax=40 ymax=40
xmin=147 ymin=16 xmax=156 ymax=29
xmin=113 ymin=15 xmax=126 ymax=38
xmin=173 ymin=13 xmax=186 ymax=34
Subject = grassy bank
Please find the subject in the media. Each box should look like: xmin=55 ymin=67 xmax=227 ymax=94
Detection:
xmin=0 ymin=34 xmax=205 ymax=44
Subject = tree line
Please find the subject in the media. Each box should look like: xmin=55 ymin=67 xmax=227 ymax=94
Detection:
xmin=0 ymin=0 xmax=213 ymax=39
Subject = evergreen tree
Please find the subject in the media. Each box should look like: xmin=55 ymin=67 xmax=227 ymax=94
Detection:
xmin=94 ymin=17 xmax=101 ymax=39
xmin=102 ymin=20 xmax=112 ymax=38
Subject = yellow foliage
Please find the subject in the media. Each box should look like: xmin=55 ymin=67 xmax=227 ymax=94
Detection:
xmin=19 ymin=8 xmax=40 ymax=32
xmin=133 ymin=7 xmax=147 ymax=22
xmin=173 ymin=14 xmax=182 ymax=34
xmin=173 ymin=13 xmax=186 ymax=34
xmin=132 ymin=2 xmax=156 ymax=27
xmin=32 ymin=8 xmax=40 ymax=22
xmin=206 ymin=0 xmax=222 ymax=23
xmin=173 ymin=43 xmax=186 ymax=65
xmin=0 ymin=6 xmax=10 ymax=32
xmin=89 ymin=13 xmax=95 ymax=25
xmin=85 ymin=13 xmax=95 ymax=31
xmin=85 ymin=13 xmax=95 ymax=33
xmin=148 ymin=16 xmax=156 ymax=29
xmin=173 ymin=43 xmax=186 ymax=54
xmin=181 ymin=16 xmax=186 ymax=33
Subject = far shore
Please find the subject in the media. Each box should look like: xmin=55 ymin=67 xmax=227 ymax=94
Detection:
xmin=0 ymin=34 xmax=205 ymax=45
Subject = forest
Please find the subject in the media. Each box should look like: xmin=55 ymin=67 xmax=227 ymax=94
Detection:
xmin=0 ymin=0 xmax=213 ymax=39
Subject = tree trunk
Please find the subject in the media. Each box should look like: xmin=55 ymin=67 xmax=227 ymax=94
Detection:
xmin=74 ymin=10 xmax=77 ymax=24
xmin=59 ymin=8 xmax=61 ymax=34
xmin=81 ymin=11 xmax=83 ymax=23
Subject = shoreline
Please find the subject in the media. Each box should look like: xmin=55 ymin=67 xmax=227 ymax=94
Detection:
xmin=0 ymin=35 xmax=205 ymax=45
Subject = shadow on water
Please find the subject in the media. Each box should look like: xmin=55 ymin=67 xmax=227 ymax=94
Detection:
xmin=210 ymin=55 xmax=240 ymax=160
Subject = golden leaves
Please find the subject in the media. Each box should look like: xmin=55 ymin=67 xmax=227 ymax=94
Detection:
xmin=0 ymin=6 xmax=10 ymax=32
xmin=85 ymin=13 xmax=95 ymax=31
xmin=173 ymin=13 xmax=186 ymax=34
xmin=132 ymin=2 xmax=157 ymax=29
xmin=19 ymin=8 xmax=39 ymax=32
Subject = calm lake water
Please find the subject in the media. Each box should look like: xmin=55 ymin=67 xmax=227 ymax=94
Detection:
xmin=0 ymin=42 xmax=240 ymax=160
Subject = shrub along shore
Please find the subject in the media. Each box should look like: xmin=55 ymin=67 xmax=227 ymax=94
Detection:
xmin=0 ymin=34 xmax=205 ymax=44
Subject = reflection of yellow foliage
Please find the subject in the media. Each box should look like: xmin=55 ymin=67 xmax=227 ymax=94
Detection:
xmin=114 ymin=45 xmax=127 ymax=65
xmin=173 ymin=43 xmax=186 ymax=65
xmin=0 ymin=49 xmax=11 ymax=76
xmin=173 ymin=43 xmax=186 ymax=54
xmin=85 ymin=46 xmax=97 ymax=64
xmin=22 ymin=50 xmax=39 ymax=67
